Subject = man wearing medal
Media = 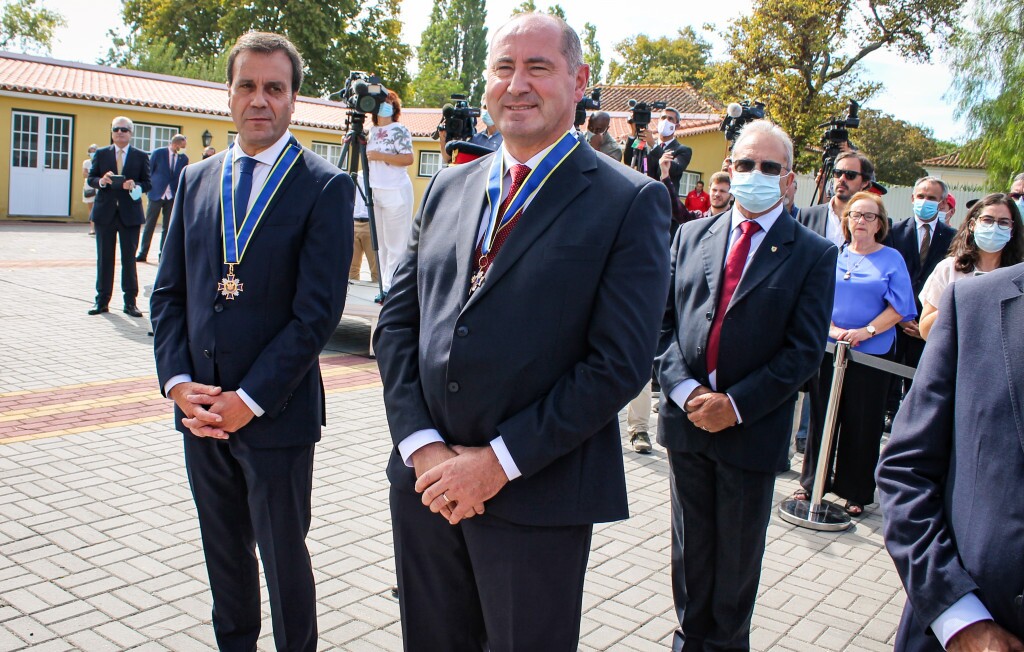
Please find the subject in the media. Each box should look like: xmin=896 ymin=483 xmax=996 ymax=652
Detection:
xmin=150 ymin=32 xmax=353 ymax=651
xmin=374 ymin=13 xmax=671 ymax=651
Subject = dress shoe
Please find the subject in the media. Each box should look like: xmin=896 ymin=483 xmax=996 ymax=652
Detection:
xmin=796 ymin=438 xmax=806 ymax=454
xmin=630 ymin=431 xmax=652 ymax=454
xmin=87 ymin=303 xmax=109 ymax=315
xmin=135 ymin=255 xmax=147 ymax=263
xmin=123 ymin=304 xmax=143 ymax=318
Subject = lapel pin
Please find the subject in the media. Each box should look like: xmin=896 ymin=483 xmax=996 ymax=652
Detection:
xmin=771 ymin=246 xmax=778 ymax=253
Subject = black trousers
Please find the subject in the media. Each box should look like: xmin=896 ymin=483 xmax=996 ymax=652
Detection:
xmin=390 ymin=487 xmax=592 ymax=652
xmin=93 ymin=213 xmax=139 ymax=307
xmin=138 ymin=198 xmax=173 ymax=258
xmin=886 ymin=330 xmax=925 ymax=415
xmin=800 ymin=355 xmax=889 ymax=505
xmin=667 ymin=448 xmax=776 ymax=652
xmin=183 ymin=435 xmax=316 ymax=652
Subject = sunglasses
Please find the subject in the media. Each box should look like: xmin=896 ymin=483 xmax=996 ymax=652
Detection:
xmin=1010 ymin=192 xmax=1023 ymax=200
xmin=833 ymin=168 xmax=866 ymax=181
xmin=111 ymin=127 xmax=132 ymax=133
xmin=732 ymin=158 xmax=787 ymax=176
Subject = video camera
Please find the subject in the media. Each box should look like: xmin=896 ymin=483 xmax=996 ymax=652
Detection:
xmin=627 ymin=99 xmax=667 ymax=132
xmin=342 ymin=71 xmax=389 ymax=115
xmin=818 ymin=100 xmax=860 ymax=154
xmin=574 ymin=88 xmax=602 ymax=127
xmin=720 ymin=100 xmax=766 ymax=143
xmin=431 ymin=94 xmax=480 ymax=143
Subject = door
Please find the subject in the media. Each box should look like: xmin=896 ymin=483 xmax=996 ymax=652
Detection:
xmin=8 ymin=111 xmax=74 ymax=216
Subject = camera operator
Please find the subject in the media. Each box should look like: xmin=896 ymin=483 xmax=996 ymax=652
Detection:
xmin=438 ymin=103 xmax=501 ymax=165
xmin=623 ymin=107 xmax=692 ymax=183
xmin=583 ymin=111 xmax=622 ymax=162
xmin=798 ymin=151 xmax=874 ymax=247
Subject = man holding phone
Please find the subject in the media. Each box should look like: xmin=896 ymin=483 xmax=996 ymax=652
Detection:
xmin=87 ymin=116 xmax=151 ymax=317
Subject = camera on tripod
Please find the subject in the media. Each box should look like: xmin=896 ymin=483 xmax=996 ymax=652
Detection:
xmin=342 ymin=71 xmax=389 ymax=114
xmin=818 ymin=100 xmax=860 ymax=155
xmin=627 ymin=99 xmax=667 ymax=132
xmin=574 ymin=88 xmax=602 ymax=127
xmin=430 ymin=94 xmax=480 ymax=143
xmin=720 ymin=100 xmax=766 ymax=143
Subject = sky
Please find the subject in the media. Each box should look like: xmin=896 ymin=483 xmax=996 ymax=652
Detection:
xmin=41 ymin=0 xmax=967 ymax=142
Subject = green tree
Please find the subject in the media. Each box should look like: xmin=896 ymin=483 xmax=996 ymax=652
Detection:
xmin=581 ymin=22 xmax=602 ymax=84
xmin=411 ymin=0 xmax=488 ymax=106
xmin=511 ymin=0 xmax=537 ymax=15
xmin=949 ymin=0 xmax=1024 ymax=189
xmin=546 ymin=4 xmax=566 ymax=20
xmin=0 ymin=0 xmax=65 ymax=55
xmin=855 ymin=108 xmax=956 ymax=186
xmin=606 ymin=27 xmax=711 ymax=88
xmin=108 ymin=0 xmax=411 ymax=99
xmin=707 ymin=0 xmax=961 ymax=172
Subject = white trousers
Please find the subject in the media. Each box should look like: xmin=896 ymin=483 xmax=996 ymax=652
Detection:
xmin=372 ymin=182 xmax=414 ymax=292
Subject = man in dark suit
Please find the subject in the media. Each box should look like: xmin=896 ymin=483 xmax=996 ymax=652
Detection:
xmin=657 ymin=120 xmax=837 ymax=651
xmin=137 ymin=133 xmax=188 ymax=262
xmin=373 ymin=13 xmax=670 ymax=651
xmin=150 ymin=32 xmax=352 ymax=651
xmin=797 ymin=151 xmax=873 ymax=246
xmin=624 ymin=106 xmax=693 ymax=184
xmin=877 ymin=264 xmax=1024 ymax=652
xmin=87 ymin=116 xmax=151 ymax=317
xmin=884 ymin=176 xmax=956 ymax=416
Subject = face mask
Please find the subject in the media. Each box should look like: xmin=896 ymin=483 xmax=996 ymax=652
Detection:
xmin=973 ymin=222 xmax=1012 ymax=253
xmin=731 ymin=170 xmax=783 ymax=214
xmin=377 ymin=102 xmax=394 ymax=118
xmin=658 ymin=119 xmax=676 ymax=138
xmin=176 ymin=148 xmax=186 ymax=155
xmin=481 ymin=111 xmax=494 ymax=127
xmin=937 ymin=210 xmax=947 ymax=223
xmin=1016 ymin=197 xmax=1024 ymax=214
xmin=913 ymin=198 xmax=939 ymax=220
xmin=129 ymin=186 xmax=143 ymax=201
xmin=89 ymin=151 xmax=96 ymax=159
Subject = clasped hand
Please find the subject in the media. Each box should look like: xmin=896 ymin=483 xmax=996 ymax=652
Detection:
xmin=685 ymin=386 xmax=738 ymax=433
xmin=412 ymin=442 xmax=508 ymax=526
xmin=169 ymin=382 xmax=255 ymax=439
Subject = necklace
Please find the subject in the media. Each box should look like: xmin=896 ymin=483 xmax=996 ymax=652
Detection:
xmin=843 ymin=247 xmax=871 ymax=281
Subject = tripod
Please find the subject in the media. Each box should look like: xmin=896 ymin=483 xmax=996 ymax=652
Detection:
xmin=337 ymin=110 xmax=385 ymax=300
xmin=811 ymin=143 xmax=843 ymax=207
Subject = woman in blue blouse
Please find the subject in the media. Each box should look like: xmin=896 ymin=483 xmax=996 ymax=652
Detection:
xmin=796 ymin=191 xmax=916 ymax=516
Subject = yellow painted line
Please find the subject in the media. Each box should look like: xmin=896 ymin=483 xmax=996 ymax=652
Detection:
xmin=0 ymin=375 xmax=157 ymax=399
xmin=0 ymin=390 xmax=163 ymax=422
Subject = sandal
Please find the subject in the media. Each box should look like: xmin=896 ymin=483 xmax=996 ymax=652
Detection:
xmin=844 ymin=501 xmax=864 ymax=517
xmin=791 ymin=490 xmax=810 ymax=501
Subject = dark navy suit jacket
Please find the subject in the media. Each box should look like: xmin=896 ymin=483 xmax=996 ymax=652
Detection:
xmin=150 ymin=141 xmax=354 ymax=448
xmin=877 ymin=264 xmax=1024 ymax=651
xmin=656 ymin=208 xmax=838 ymax=473
xmin=147 ymin=146 xmax=189 ymax=201
xmin=797 ymin=202 xmax=829 ymax=239
xmin=885 ymin=217 xmax=956 ymax=312
xmin=88 ymin=145 xmax=151 ymax=225
xmin=374 ymin=143 xmax=671 ymax=527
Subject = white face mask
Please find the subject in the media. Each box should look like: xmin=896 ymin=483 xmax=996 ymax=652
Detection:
xmin=658 ymin=119 xmax=677 ymax=138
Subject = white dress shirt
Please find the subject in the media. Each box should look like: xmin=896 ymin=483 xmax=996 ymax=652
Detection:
xmin=915 ymin=215 xmax=937 ymax=249
xmin=825 ymin=201 xmax=845 ymax=247
xmin=930 ymin=593 xmax=994 ymax=649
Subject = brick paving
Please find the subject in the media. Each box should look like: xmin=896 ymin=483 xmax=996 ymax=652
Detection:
xmin=0 ymin=222 xmax=906 ymax=651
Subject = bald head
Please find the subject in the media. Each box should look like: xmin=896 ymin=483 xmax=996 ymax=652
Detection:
xmin=588 ymin=111 xmax=610 ymax=134
xmin=490 ymin=12 xmax=583 ymax=72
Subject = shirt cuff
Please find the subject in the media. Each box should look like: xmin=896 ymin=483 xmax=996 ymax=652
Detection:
xmin=930 ymin=593 xmax=993 ymax=649
xmin=164 ymin=374 xmax=192 ymax=397
xmin=669 ymin=379 xmax=701 ymax=410
xmin=397 ymin=429 xmax=445 ymax=466
xmin=726 ymin=393 xmax=743 ymax=424
xmin=489 ymin=436 xmax=522 ymax=481
xmin=236 ymin=388 xmax=264 ymax=418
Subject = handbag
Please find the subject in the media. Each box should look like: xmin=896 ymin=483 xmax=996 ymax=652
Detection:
xmin=83 ymin=187 xmax=97 ymax=198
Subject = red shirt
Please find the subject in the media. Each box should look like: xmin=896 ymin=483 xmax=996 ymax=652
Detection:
xmin=685 ymin=189 xmax=710 ymax=213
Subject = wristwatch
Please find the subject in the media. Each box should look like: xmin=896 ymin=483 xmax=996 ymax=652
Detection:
xmin=865 ymin=324 xmax=877 ymax=337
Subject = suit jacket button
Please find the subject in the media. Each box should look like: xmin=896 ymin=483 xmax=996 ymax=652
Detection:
xmin=214 ymin=304 xmax=224 ymax=313
xmin=697 ymin=346 xmax=702 ymax=355
xmin=456 ymin=326 xmax=469 ymax=337
xmin=706 ymin=312 xmax=712 ymax=321
xmin=203 ymin=349 xmax=211 ymax=358
xmin=447 ymin=381 xmax=460 ymax=393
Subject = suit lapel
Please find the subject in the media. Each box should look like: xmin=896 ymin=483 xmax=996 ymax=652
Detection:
xmin=464 ymin=144 xmax=595 ymax=308
xmin=729 ymin=213 xmax=795 ymax=309
xmin=700 ymin=212 xmax=732 ymax=305
xmin=206 ymin=155 xmax=228 ymax=292
xmin=1000 ymin=270 xmax=1024 ymax=455
xmin=454 ymin=157 xmax=491 ymax=305
xmin=255 ymin=137 xmax=303 ymax=224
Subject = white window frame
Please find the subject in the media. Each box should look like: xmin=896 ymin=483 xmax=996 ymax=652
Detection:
xmin=312 ymin=141 xmax=344 ymax=167
xmin=679 ymin=171 xmax=702 ymax=196
xmin=418 ymin=150 xmax=442 ymax=178
xmin=130 ymin=122 xmax=180 ymax=153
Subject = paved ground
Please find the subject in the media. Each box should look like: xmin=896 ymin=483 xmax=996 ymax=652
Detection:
xmin=0 ymin=222 xmax=906 ymax=651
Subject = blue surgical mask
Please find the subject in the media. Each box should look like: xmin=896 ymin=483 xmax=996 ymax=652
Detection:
xmin=1016 ymin=197 xmax=1024 ymax=214
xmin=730 ymin=170 xmax=783 ymax=213
xmin=937 ymin=210 xmax=947 ymax=223
xmin=913 ymin=198 xmax=939 ymax=221
xmin=973 ymin=222 xmax=1012 ymax=253
xmin=89 ymin=151 xmax=96 ymax=159
xmin=481 ymin=111 xmax=494 ymax=127
xmin=377 ymin=102 xmax=394 ymax=118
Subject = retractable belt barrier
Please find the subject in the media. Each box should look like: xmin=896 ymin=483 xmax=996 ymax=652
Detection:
xmin=778 ymin=340 xmax=916 ymax=532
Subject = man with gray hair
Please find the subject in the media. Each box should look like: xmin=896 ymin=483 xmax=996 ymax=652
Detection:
xmin=1011 ymin=171 xmax=1024 ymax=212
xmin=657 ymin=119 xmax=836 ymax=650
xmin=137 ymin=133 xmax=188 ymax=262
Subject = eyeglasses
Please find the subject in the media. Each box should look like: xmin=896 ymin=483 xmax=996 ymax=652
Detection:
xmin=833 ymin=168 xmax=866 ymax=181
xmin=732 ymin=158 xmax=787 ymax=176
xmin=1010 ymin=192 xmax=1023 ymax=200
xmin=111 ymin=127 xmax=131 ymax=133
xmin=977 ymin=216 xmax=1014 ymax=230
xmin=847 ymin=211 xmax=879 ymax=223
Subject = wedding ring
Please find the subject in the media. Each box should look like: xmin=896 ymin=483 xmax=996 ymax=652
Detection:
xmin=442 ymin=493 xmax=451 ymax=504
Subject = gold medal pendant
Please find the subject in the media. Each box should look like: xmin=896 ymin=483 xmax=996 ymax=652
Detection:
xmin=469 ymin=256 xmax=489 ymax=295
xmin=218 ymin=264 xmax=244 ymax=300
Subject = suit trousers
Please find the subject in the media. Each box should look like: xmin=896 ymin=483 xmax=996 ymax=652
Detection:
xmin=800 ymin=355 xmax=889 ymax=505
xmin=349 ymin=219 xmax=380 ymax=282
xmin=138 ymin=198 xmax=173 ymax=259
xmin=183 ymin=435 xmax=317 ymax=652
xmin=390 ymin=487 xmax=592 ymax=652
xmin=93 ymin=212 xmax=139 ymax=307
xmin=627 ymin=380 xmax=653 ymax=434
xmin=886 ymin=330 xmax=926 ymax=415
xmin=667 ymin=448 xmax=776 ymax=652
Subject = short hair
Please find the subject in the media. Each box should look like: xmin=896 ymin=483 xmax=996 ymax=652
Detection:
xmin=88 ymin=143 xmax=98 ymax=151
xmin=841 ymin=191 xmax=890 ymax=243
xmin=663 ymin=107 xmax=681 ymax=123
xmin=491 ymin=13 xmax=584 ymax=72
xmin=1012 ymin=172 xmax=1024 ymax=185
xmin=590 ymin=111 xmax=610 ymax=122
xmin=111 ymin=116 xmax=134 ymax=131
xmin=732 ymin=120 xmax=794 ymax=171
xmin=913 ymin=175 xmax=948 ymax=201
xmin=695 ymin=180 xmax=704 ymax=187
xmin=835 ymin=151 xmax=875 ymax=183
xmin=371 ymin=90 xmax=404 ymax=126
xmin=709 ymin=171 xmax=730 ymax=187
xmin=227 ymin=31 xmax=304 ymax=94
xmin=170 ymin=134 xmax=186 ymax=145
xmin=950 ymin=192 xmax=1024 ymax=273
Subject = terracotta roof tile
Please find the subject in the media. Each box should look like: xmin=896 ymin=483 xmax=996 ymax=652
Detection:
xmin=920 ymin=147 xmax=987 ymax=170
xmin=590 ymin=83 xmax=723 ymax=115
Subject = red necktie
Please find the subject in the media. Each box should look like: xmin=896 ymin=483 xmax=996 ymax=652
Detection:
xmin=473 ymin=163 xmax=531 ymax=275
xmin=706 ymin=219 xmax=762 ymax=374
